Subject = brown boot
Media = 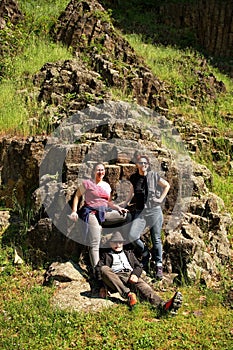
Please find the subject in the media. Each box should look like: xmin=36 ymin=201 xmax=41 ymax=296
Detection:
xmin=128 ymin=292 xmax=137 ymax=308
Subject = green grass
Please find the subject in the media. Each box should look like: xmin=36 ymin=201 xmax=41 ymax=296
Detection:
xmin=125 ymin=34 xmax=233 ymax=132
xmin=0 ymin=36 xmax=73 ymax=134
xmin=18 ymin=0 xmax=70 ymax=35
xmin=0 ymin=0 xmax=72 ymax=135
xmin=0 ymin=244 xmax=232 ymax=350
xmin=0 ymin=261 xmax=232 ymax=350
xmin=212 ymin=172 xmax=233 ymax=218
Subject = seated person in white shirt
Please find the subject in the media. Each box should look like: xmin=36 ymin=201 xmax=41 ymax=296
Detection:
xmin=96 ymin=231 xmax=182 ymax=314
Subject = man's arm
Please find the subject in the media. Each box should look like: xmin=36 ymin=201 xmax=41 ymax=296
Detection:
xmin=156 ymin=177 xmax=170 ymax=204
xmin=95 ymin=252 xmax=109 ymax=280
xmin=125 ymin=251 xmax=143 ymax=278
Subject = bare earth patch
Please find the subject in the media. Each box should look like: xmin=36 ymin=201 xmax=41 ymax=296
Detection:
xmin=46 ymin=261 xmax=125 ymax=313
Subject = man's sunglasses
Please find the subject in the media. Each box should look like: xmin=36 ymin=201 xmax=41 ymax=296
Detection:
xmin=137 ymin=162 xmax=148 ymax=165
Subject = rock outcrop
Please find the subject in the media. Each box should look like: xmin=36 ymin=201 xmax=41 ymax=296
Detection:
xmin=30 ymin=0 xmax=232 ymax=178
xmin=50 ymin=0 xmax=168 ymax=111
xmin=33 ymin=59 xmax=110 ymax=122
xmin=157 ymin=0 xmax=233 ymax=60
xmin=0 ymin=101 xmax=231 ymax=287
xmin=102 ymin=0 xmax=233 ymax=76
xmin=44 ymin=260 xmax=125 ymax=312
xmin=0 ymin=0 xmax=23 ymax=70
xmin=0 ymin=0 xmax=22 ymax=30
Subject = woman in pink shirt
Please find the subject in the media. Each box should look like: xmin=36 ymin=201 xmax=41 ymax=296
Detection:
xmin=69 ymin=162 xmax=127 ymax=269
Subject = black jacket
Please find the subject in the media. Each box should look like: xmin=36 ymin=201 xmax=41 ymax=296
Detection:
xmin=96 ymin=250 xmax=143 ymax=281
xmin=130 ymin=170 xmax=161 ymax=210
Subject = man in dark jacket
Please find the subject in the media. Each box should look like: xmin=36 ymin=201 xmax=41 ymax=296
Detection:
xmin=96 ymin=231 xmax=182 ymax=313
xmin=120 ymin=154 xmax=170 ymax=280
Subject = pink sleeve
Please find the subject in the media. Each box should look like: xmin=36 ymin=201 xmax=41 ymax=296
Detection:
xmin=82 ymin=179 xmax=91 ymax=190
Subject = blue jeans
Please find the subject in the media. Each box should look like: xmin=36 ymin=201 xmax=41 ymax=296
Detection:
xmin=128 ymin=206 xmax=163 ymax=266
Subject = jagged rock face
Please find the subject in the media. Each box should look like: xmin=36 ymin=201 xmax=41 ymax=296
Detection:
xmin=51 ymin=0 xmax=138 ymax=64
xmin=29 ymin=0 xmax=231 ymax=180
xmin=157 ymin=0 xmax=233 ymax=60
xmin=102 ymin=0 xmax=233 ymax=76
xmin=0 ymin=0 xmax=23 ymax=63
xmin=49 ymin=0 xmax=168 ymax=111
xmin=0 ymin=136 xmax=45 ymax=208
xmin=33 ymin=59 xmax=110 ymax=120
xmin=29 ymin=0 xmax=229 ymax=167
xmin=0 ymin=101 xmax=231 ymax=285
xmin=0 ymin=0 xmax=22 ymax=30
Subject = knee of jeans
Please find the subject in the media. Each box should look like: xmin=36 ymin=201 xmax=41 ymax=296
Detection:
xmin=129 ymin=229 xmax=140 ymax=241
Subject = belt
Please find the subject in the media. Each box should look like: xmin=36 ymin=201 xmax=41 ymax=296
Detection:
xmin=118 ymin=269 xmax=131 ymax=273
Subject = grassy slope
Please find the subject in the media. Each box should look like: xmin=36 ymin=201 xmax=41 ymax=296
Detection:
xmin=0 ymin=1 xmax=232 ymax=349
xmin=0 ymin=0 xmax=72 ymax=135
xmin=0 ymin=263 xmax=232 ymax=349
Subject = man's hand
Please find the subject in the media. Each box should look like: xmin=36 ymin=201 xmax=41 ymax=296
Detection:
xmin=129 ymin=274 xmax=138 ymax=284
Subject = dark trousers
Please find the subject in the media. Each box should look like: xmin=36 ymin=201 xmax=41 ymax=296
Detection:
xmin=100 ymin=266 xmax=163 ymax=307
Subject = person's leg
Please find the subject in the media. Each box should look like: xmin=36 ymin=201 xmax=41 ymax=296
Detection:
xmin=133 ymin=277 xmax=163 ymax=307
xmin=101 ymin=266 xmax=130 ymax=297
xmin=87 ymin=213 xmax=102 ymax=268
xmin=146 ymin=207 xmax=163 ymax=277
xmin=119 ymin=211 xmax=132 ymax=241
xmin=128 ymin=211 xmax=147 ymax=255
xmin=134 ymin=278 xmax=183 ymax=313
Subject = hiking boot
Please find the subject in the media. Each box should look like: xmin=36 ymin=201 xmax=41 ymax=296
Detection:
xmin=163 ymin=291 xmax=183 ymax=313
xmin=155 ymin=266 xmax=163 ymax=280
xmin=128 ymin=292 xmax=137 ymax=308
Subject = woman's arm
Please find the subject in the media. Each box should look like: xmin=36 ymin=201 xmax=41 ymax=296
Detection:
xmin=108 ymin=195 xmax=128 ymax=215
xmin=69 ymin=183 xmax=85 ymax=221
